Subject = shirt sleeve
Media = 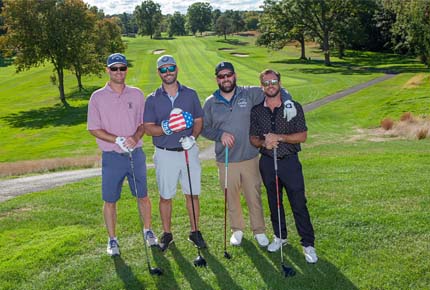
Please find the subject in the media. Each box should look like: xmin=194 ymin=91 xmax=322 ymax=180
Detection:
xmin=87 ymin=94 xmax=101 ymax=130
xmin=292 ymin=102 xmax=307 ymax=132
xmin=249 ymin=106 xmax=262 ymax=137
xmin=143 ymin=94 xmax=156 ymax=124
xmin=201 ymin=97 xmax=224 ymax=141
xmin=193 ymin=92 xmax=204 ymax=119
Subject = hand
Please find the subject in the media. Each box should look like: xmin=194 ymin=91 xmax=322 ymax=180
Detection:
xmin=221 ymin=132 xmax=235 ymax=148
xmin=179 ymin=136 xmax=196 ymax=150
xmin=115 ymin=136 xmax=133 ymax=153
xmin=168 ymin=108 xmax=194 ymax=133
xmin=263 ymin=133 xmax=279 ymax=150
xmin=283 ymin=100 xmax=297 ymax=121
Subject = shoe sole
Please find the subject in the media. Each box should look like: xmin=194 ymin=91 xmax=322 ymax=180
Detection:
xmin=267 ymin=242 xmax=288 ymax=253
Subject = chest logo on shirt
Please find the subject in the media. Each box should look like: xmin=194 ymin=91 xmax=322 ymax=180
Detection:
xmin=237 ymin=98 xmax=248 ymax=108
xmin=128 ymin=102 xmax=133 ymax=109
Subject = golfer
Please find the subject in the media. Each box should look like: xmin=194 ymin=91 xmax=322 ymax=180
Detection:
xmin=250 ymin=69 xmax=318 ymax=263
xmin=143 ymin=55 xmax=207 ymax=251
xmin=87 ymin=53 xmax=157 ymax=256
xmin=201 ymin=61 xmax=293 ymax=247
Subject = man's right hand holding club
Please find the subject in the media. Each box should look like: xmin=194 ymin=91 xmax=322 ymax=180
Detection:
xmin=115 ymin=136 xmax=135 ymax=153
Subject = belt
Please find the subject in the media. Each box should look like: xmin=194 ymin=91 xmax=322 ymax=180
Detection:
xmin=156 ymin=146 xmax=184 ymax=152
xmin=261 ymin=152 xmax=296 ymax=160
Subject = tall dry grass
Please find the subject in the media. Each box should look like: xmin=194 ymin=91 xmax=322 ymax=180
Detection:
xmin=380 ymin=112 xmax=430 ymax=140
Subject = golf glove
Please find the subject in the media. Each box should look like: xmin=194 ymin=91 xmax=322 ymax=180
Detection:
xmin=161 ymin=108 xmax=194 ymax=135
xmin=179 ymin=136 xmax=196 ymax=150
xmin=115 ymin=136 xmax=133 ymax=153
xmin=283 ymin=100 xmax=297 ymax=121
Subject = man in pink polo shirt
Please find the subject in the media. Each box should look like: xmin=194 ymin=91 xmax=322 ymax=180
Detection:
xmin=87 ymin=53 xmax=157 ymax=256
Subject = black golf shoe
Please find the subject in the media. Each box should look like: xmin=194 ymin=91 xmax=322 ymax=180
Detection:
xmin=159 ymin=232 xmax=173 ymax=251
xmin=188 ymin=231 xmax=207 ymax=249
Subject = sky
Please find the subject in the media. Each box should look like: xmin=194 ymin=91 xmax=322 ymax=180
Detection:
xmin=84 ymin=0 xmax=264 ymax=15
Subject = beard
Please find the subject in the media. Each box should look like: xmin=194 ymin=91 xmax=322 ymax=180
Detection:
xmin=162 ymin=73 xmax=177 ymax=85
xmin=218 ymin=78 xmax=237 ymax=93
xmin=265 ymin=87 xmax=280 ymax=98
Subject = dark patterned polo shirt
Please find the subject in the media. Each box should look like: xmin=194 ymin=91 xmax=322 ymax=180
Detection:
xmin=250 ymin=100 xmax=307 ymax=159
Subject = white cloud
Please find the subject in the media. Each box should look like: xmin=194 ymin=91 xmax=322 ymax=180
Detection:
xmin=84 ymin=0 xmax=263 ymax=15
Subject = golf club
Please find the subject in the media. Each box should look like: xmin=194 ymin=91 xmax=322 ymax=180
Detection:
xmin=184 ymin=149 xmax=207 ymax=267
xmin=223 ymin=146 xmax=232 ymax=259
xmin=273 ymin=148 xmax=295 ymax=278
xmin=128 ymin=150 xmax=163 ymax=276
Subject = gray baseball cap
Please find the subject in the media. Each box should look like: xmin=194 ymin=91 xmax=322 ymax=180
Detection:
xmin=157 ymin=55 xmax=176 ymax=68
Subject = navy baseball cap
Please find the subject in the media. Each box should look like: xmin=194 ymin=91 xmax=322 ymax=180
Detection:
xmin=215 ymin=61 xmax=235 ymax=75
xmin=107 ymin=53 xmax=127 ymax=67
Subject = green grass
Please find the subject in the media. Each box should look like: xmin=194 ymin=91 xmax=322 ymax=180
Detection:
xmin=1 ymin=55 xmax=429 ymax=288
xmin=0 ymin=36 xmax=426 ymax=163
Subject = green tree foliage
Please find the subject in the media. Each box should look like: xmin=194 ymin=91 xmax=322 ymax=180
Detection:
xmin=215 ymin=14 xmax=233 ymax=40
xmin=385 ymin=0 xmax=430 ymax=67
xmin=117 ymin=12 xmax=138 ymax=35
xmin=243 ymin=11 xmax=260 ymax=31
xmin=211 ymin=9 xmax=222 ymax=31
xmin=223 ymin=10 xmax=245 ymax=33
xmin=186 ymin=2 xmax=212 ymax=36
xmin=168 ymin=12 xmax=186 ymax=37
xmin=134 ymin=0 xmax=162 ymax=39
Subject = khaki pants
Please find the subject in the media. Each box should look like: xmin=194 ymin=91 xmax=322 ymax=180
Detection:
xmin=217 ymin=156 xmax=266 ymax=235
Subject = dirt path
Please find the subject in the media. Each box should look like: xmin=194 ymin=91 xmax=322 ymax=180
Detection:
xmin=0 ymin=73 xmax=397 ymax=202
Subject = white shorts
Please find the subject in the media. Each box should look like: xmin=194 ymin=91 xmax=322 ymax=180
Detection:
xmin=154 ymin=145 xmax=201 ymax=199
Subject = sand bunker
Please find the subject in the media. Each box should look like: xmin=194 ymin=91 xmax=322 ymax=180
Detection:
xmin=231 ymin=53 xmax=249 ymax=57
xmin=153 ymin=49 xmax=165 ymax=54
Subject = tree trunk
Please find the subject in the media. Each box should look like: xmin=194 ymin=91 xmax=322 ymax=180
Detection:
xmin=299 ymin=35 xmax=306 ymax=60
xmin=338 ymin=43 xmax=345 ymax=59
xmin=323 ymin=29 xmax=331 ymax=66
xmin=57 ymin=67 xmax=69 ymax=107
xmin=75 ymin=71 xmax=83 ymax=91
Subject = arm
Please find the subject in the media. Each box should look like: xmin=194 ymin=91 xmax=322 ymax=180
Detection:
xmin=89 ymin=129 xmax=116 ymax=143
xmin=143 ymin=122 xmax=164 ymax=137
xmin=192 ymin=117 xmax=203 ymax=139
xmin=265 ymin=131 xmax=307 ymax=145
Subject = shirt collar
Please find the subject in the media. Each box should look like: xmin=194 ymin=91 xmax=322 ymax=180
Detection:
xmin=214 ymin=87 xmax=237 ymax=105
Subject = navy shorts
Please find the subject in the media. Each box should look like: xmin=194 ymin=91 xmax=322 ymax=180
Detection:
xmin=101 ymin=148 xmax=147 ymax=202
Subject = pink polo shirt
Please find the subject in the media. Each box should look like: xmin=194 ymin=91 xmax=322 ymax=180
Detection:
xmin=87 ymin=83 xmax=145 ymax=153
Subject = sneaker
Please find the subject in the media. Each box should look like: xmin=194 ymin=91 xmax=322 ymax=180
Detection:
xmin=303 ymin=246 xmax=318 ymax=263
xmin=144 ymin=229 xmax=158 ymax=247
xmin=159 ymin=232 xmax=173 ymax=251
xmin=107 ymin=238 xmax=120 ymax=256
xmin=254 ymin=233 xmax=269 ymax=247
xmin=267 ymin=236 xmax=287 ymax=253
xmin=230 ymin=230 xmax=243 ymax=246
xmin=188 ymin=230 xmax=207 ymax=249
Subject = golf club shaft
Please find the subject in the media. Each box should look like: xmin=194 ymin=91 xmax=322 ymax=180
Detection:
xmin=273 ymin=148 xmax=284 ymax=264
xmin=184 ymin=150 xmax=202 ymax=255
xmin=128 ymin=151 xmax=154 ymax=271
xmin=224 ymin=146 xmax=229 ymax=253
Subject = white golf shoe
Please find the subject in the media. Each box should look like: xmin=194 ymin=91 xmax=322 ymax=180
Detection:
xmin=254 ymin=233 xmax=269 ymax=247
xmin=303 ymin=246 xmax=318 ymax=263
xmin=267 ymin=236 xmax=287 ymax=252
xmin=230 ymin=230 xmax=243 ymax=246
xmin=144 ymin=229 xmax=158 ymax=247
xmin=107 ymin=238 xmax=120 ymax=256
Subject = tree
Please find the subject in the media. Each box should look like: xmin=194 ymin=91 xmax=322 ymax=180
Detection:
xmin=186 ymin=2 xmax=212 ymax=36
xmin=215 ymin=14 xmax=233 ymax=40
xmin=224 ymin=10 xmax=245 ymax=33
xmin=211 ymin=9 xmax=222 ymax=31
xmin=1 ymin=0 xmax=95 ymax=105
xmin=134 ymin=0 xmax=162 ymax=39
xmin=168 ymin=12 xmax=186 ymax=37
xmin=243 ymin=11 xmax=260 ymax=31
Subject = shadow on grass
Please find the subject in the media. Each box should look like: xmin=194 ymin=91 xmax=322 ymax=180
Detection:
xmin=113 ymin=256 xmax=145 ymax=290
xmin=216 ymin=39 xmax=248 ymax=46
xmin=151 ymin=243 xmax=181 ymax=289
xmin=2 ymin=103 xmax=88 ymax=129
xmin=242 ymin=240 xmax=359 ymax=290
xmin=202 ymin=249 xmax=242 ymax=290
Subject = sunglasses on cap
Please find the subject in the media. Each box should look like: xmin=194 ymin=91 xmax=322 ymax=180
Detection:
xmin=216 ymin=72 xmax=234 ymax=79
xmin=158 ymin=65 xmax=176 ymax=74
xmin=262 ymin=79 xmax=279 ymax=87
xmin=109 ymin=66 xmax=127 ymax=72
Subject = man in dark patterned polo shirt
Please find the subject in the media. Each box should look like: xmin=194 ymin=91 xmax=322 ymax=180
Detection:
xmin=249 ymin=69 xmax=318 ymax=263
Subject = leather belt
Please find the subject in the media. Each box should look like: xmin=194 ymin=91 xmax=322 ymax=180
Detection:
xmin=156 ymin=146 xmax=184 ymax=152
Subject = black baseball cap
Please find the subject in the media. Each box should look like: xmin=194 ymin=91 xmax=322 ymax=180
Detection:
xmin=215 ymin=61 xmax=235 ymax=75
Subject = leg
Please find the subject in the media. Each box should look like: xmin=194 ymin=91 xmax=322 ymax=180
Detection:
xmin=241 ymin=157 xmax=266 ymax=235
xmin=259 ymin=155 xmax=287 ymax=239
xmin=279 ymin=154 xmax=315 ymax=247
xmin=103 ymin=201 xmax=117 ymax=238
xmin=217 ymin=161 xmax=245 ymax=232
xmin=185 ymin=194 xmax=200 ymax=231
xmin=159 ymin=197 xmax=172 ymax=233
xmin=138 ymin=197 xmax=152 ymax=229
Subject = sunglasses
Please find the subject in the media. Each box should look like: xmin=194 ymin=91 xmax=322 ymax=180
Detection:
xmin=109 ymin=66 xmax=127 ymax=72
xmin=158 ymin=65 xmax=176 ymax=73
xmin=262 ymin=79 xmax=279 ymax=87
xmin=217 ymin=72 xmax=234 ymax=79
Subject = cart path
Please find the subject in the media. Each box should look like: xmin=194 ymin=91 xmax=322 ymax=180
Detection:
xmin=0 ymin=73 xmax=397 ymax=202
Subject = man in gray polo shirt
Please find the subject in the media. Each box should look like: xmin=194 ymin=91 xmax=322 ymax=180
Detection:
xmin=202 ymin=61 xmax=293 ymax=248
xmin=144 ymin=55 xmax=206 ymax=251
